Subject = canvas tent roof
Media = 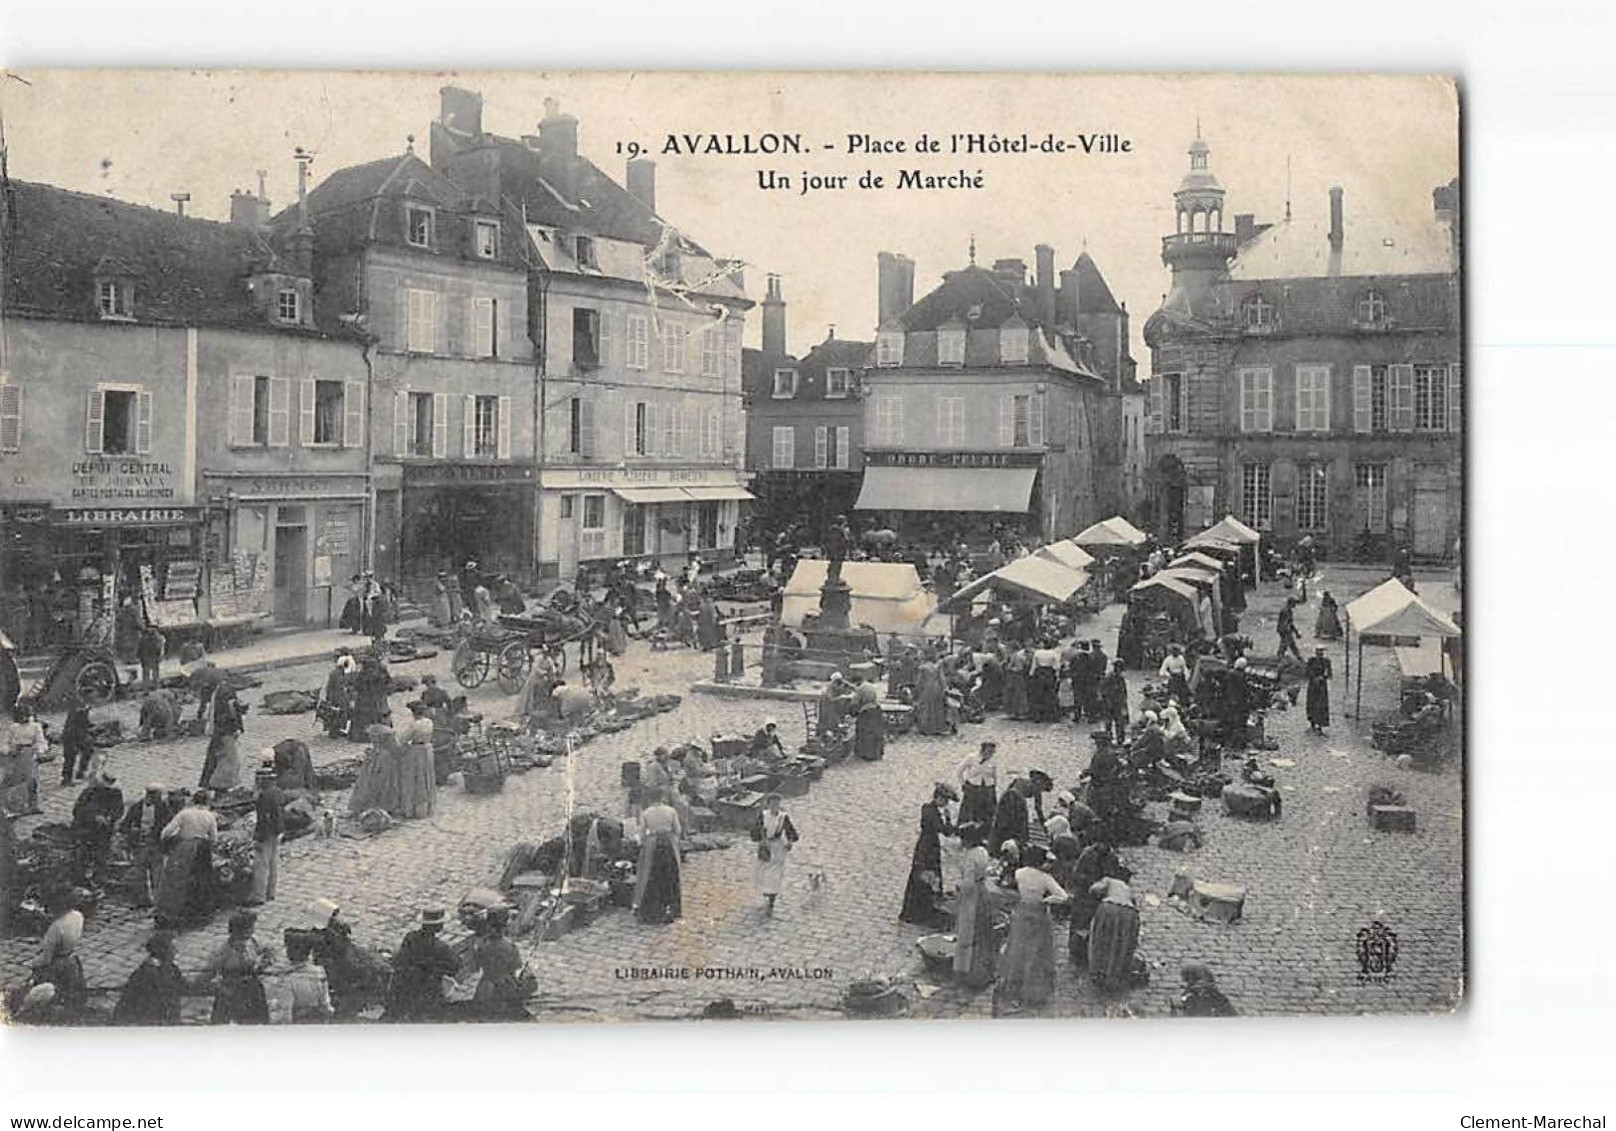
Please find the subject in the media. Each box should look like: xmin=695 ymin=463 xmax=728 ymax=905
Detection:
xmin=1193 ymin=515 xmax=1262 ymax=545
xmin=781 ymin=560 xmax=941 ymax=636
xmin=1344 ymin=578 xmax=1461 ymax=639
xmin=945 ymin=555 xmax=1088 ymax=609
xmin=1169 ymin=552 xmax=1226 ymax=573
xmin=1131 ymin=575 xmax=1199 ymax=603
xmin=1073 ymin=516 xmax=1149 ymax=548
xmin=1034 ymin=541 xmax=1097 ymax=571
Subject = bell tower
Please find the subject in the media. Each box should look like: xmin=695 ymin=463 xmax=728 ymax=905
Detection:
xmin=1160 ymin=128 xmax=1238 ymax=319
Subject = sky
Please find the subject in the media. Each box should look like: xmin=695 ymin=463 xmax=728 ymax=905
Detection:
xmin=0 ymin=71 xmax=1459 ymax=363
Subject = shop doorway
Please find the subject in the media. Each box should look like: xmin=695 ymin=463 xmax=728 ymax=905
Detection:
xmin=558 ymin=496 xmax=579 ymax=581
xmin=273 ymin=523 xmax=308 ymax=623
xmin=696 ymin=502 xmax=719 ymax=551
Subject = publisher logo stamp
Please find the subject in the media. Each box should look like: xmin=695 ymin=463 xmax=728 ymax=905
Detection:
xmin=1356 ymin=920 xmax=1400 ymax=984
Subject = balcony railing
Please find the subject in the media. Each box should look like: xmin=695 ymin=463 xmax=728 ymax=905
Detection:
xmin=1162 ymin=231 xmax=1241 ymax=257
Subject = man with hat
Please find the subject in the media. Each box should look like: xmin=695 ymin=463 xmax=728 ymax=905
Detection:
xmin=816 ymin=672 xmax=855 ymax=741
xmin=1099 ymin=657 xmax=1130 ymax=745
xmin=70 ymin=768 xmax=124 ymax=885
xmin=120 ymin=782 xmax=176 ymax=907
xmin=244 ymin=756 xmax=286 ymax=906
xmin=386 ymin=907 xmax=460 ymax=1022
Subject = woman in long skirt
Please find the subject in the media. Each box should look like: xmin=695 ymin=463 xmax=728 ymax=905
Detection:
xmin=430 ymin=573 xmax=453 ymax=628
xmin=1004 ymin=647 xmax=1031 ymax=720
xmin=853 ymin=686 xmax=886 ymax=761
xmin=1314 ymin=590 xmax=1342 ymax=640
xmin=899 ymin=785 xmax=955 ymax=926
xmin=203 ymin=731 xmax=242 ymax=793
xmin=957 ymin=742 xmax=998 ymax=842
xmin=912 ymin=661 xmax=949 ymax=735
xmin=155 ymin=793 xmax=217 ymax=928
xmin=633 ymin=794 xmax=683 ymax=924
xmin=1304 ymin=647 xmax=1332 ymax=735
xmin=1067 ymin=840 xmax=1121 ymax=967
xmin=952 ymin=842 xmax=997 ymax=990
xmin=751 ymin=794 xmax=799 ymax=917
xmin=1087 ymin=877 xmax=1141 ymax=991
xmin=347 ymin=725 xmax=406 ymax=816
xmin=998 ymin=845 xmax=1068 ymax=1010
xmin=392 ymin=704 xmax=438 ymax=819
xmin=347 ymin=655 xmax=392 ymax=742
xmin=205 ymin=910 xmax=270 ymax=1024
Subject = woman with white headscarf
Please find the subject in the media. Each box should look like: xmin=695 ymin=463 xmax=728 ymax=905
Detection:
xmin=1162 ymin=704 xmax=1195 ymax=759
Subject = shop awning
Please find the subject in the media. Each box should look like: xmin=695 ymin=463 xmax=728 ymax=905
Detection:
xmin=612 ymin=486 xmax=691 ymax=505
xmin=944 ymin=555 xmax=1087 ymax=608
xmin=854 ymin=466 xmax=1036 ymax=513
xmin=682 ymin=485 xmax=757 ymax=502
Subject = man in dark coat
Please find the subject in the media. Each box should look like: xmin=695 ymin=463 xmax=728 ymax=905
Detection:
xmin=1083 ymin=639 xmax=1109 ymax=722
xmin=59 ymin=697 xmax=95 ymax=785
xmin=1277 ymin=597 xmax=1303 ymax=662
xmin=121 ymin=784 xmax=176 ymax=907
xmin=1304 ymin=647 xmax=1333 ymax=734
xmin=71 ymin=770 xmax=124 ymax=884
xmin=1099 ymin=659 xmax=1130 ymax=745
xmin=1222 ymin=658 xmax=1253 ymax=747
xmin=386 ymin=908 xmax=460 ymax=1022
xmin=113 ymin=930 xmax=185 ymax=1025
xmin=990 ymin=778 xmax=1030 ymax=857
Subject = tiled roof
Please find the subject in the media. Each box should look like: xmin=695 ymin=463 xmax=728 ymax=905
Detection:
xmin=3 ymin=178 xmax=294 ymax=329
xmin=899 ymin=265 xmax=1034 ymax=333
xmin=1070 ymin=251 xmax=1122 ymax=314
xmin=1229 ymin=212 xmax=1456 ymax=280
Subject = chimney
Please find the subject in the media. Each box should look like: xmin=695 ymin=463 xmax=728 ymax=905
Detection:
xmin=1328 ymin=186 xmax=1344 ymax=252
xmin=1034 ymin=244 xmax=1056 ymax=327
xmin=1058 ymin=268 xmax=1081 ymax=324
xmin=170 ymin=192 xmax=190 ymax=218
xmin=538 ymin=98 xmax=581 ymax=200
xmin=762 ymin=274 xmax=787 ymax=357
xmin=626 ymin=158 xmax=656 ymax=214
xmin=1433 ymin=178 xmax=1460 ymax=262
xmin=991 ymin=257 xmax=1026 ymax=287
xmin=877 ymin=251 xmax=915 ymax=328
xmin=1234 ymin=213 xmax=1256 ymax=245
xmin=290 ymin=148 xmax=315 ymax=276
xmin=439 ymin=86 xmax=484 ymax=136
xmin=230 ymin=175 xmax=272 ymax=231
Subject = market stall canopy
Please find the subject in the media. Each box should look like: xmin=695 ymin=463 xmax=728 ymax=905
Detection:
xmin=944 ymin=555 xmax=1088 ymax=609
xmin=1072 ymin=515 xmax=1149 ymax=548
xmin=1191 ymin=515 xmax=1262 ymax=545
xmin=854 ymin=466 xmax=1037 ymax=513
xmin=1169 ymin=552 xmax=1226 ymax=573
xmin=1344 ymin=578 xmax=1461 ymax=639
xmin=1035 ymin=541 xmax=1097 ymax=571
xmin=782 ymin=560 xmax=942 ymax=636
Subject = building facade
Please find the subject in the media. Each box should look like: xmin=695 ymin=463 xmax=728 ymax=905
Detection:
xmin=293 ymin=147 xmax=538 ymax=593
xmin=430 ymin=88 xmax=753 ymax=582
xmin=854 ymin=246 xmax=1128 ymax=545
xmin=0 ymin=176 xmax=371 ymax=646
xmin=1142 ymin=134 xmax=1462 ymax=559
xmin=742 ymin=275 xmax=870 ymax=542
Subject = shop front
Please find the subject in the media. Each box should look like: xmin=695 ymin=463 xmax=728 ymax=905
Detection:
xmin=854 ymin=450 xmax=1045 ymax=545
xmin=202 ymin=472 xmax=369 ymax=628
xmin=398 ymin=462 xmax=537 ymax=590
xmin=540 ymin=468 xmax=755 ymax=582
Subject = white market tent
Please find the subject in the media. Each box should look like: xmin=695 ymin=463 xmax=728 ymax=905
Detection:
xmin=1342 ymin=578 xmax=1462 ymax=717
xmin=1035 ymin=541 xmax=1097 ymax=572
xmin=1186 ymin=514 xmax=1264 ymax=581
xmin=942 ymin=554 xmax=1089 ymax=610
xmin=781 ymin=560 xmax=943 ymax=637
xmin=1072 ymin=515 xmax=1149 ymax=549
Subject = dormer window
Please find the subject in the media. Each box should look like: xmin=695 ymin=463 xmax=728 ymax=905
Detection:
xmin=999 ymin=325 xmax=1030 ymax=365
xmin=772 ymin=369 xmax=799 ymax=399
xmin=938 ymin=328 xmax=966 ymax=367
xmin=277 ymin=289 xmax=301 ymax=324
xmin=97 ymin=279 xmax=133 ymax=319
xmin=1357 ymin=289 xmax=1387 ymax=325
xmin=474 ymin=219 xmax=500 ymax=259
xmin=826 ymin=368 xmax=851 ymax=398
xmin=876 ymin=331 xmax=904 ymax=368
xmin=655 ymin=243 xmax=681 ymax=280
xmin=406 ymin=205 xmax=435 ymax=249
xmin=1242 ymin=293 xmax=1274 ymax=329
xmin=574 ymin=235 xmax=597 ymax=269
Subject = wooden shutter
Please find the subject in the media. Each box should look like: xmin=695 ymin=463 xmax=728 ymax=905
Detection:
xmin=598 ymin=310 xmax=614 ymax=368
xmin=1240 ymin=371 xmax=1254 ymax=433
xmin=231 ymin=375 xmax=254 ymax=446
xmin=1030 ymin=393 xmax=1045 ymax=446
xmin=579 ymin=398 xmax=597 ymax=459
xmin=474 ymin=298 xmax=495 ymax=358
xmin=1147 ymin=380 xmax=1162 ymax=434
xmin=999 ymin=395 xmax=1014 ymax=446
xmin=135 ymin=389 xmax=153 ymax=454
xmin=681 ymin=405 xmax=697 ymax=458
xmin=1448 ymin=362 xmax=1462 ymax=433
xmin=645 ymin=403 xmax=660 ymax=456
xmin=1260 ymin=369 xmax=1274 ymax=432
xmin=497 ymin=395 xmax=512 ymax=459
xmin=624 ymin=401 xmax=637 ymax=456
xmin=300 ymin=378 xmax=316 ymax=444
xmin=1318 ymin=367 xmax=1331 ymax=432
xmin=85 ymin=389 xmax=105 ymax=454
xmin=1353 ymin=366 xmax=1373 ymax=433
xmin=394 ymin=390 xmax=410 ymax=455
xmin=836 ymin=426 xmax=850 ymax=470
xmin=935 ymin=400 xmax=950 ymax=444
xmin=432 ymin=393 xmax=449 ymax=458
xmin=343 ymin=381 xmax=364 ymax=447
xmin=1389 ymin=363 xmax=1416 ymax=431
xmin=705 ymin=409 xmax=719 ymax=458
xmin=268 ymin=377 xmax=291 ymax=447
xmin=0 ymin=384 xmax=21 ymax=453
xmin=815 ymin=426 xmax=828 ymax=468
xmin=464 ymin=394 xmax=477 ymax=456
xmin=660 ymin=402 xmax=676 ymax=455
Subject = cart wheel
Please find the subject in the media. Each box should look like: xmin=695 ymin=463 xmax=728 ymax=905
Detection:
xmin=75 ymin=658 xmax=118 ymax=706
xmin=496 ymin=642 xmax=532 ymax=695
xmin=455 ymin=650 xmax=490 ymax=689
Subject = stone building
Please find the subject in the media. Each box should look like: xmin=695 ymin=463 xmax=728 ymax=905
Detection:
xmin=1142 ymin=133 xmax=1461 ymax=559
xmin=0 ymin=174 xmax=370 ymax=645
xmin=854 ymin=245 xmax=1132 ymax=545
xmin=429 ymin=88 xmax=753 ymax=581
xmin=741 ymin=275 xmax=870 ymax=543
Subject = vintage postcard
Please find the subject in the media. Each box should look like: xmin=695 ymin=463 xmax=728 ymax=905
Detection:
xmin=0 ymin=71 xmax=1461 ymax=1024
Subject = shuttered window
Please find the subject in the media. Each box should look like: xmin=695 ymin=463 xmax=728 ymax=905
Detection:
xmin=0 ymin=384 xmax=21 ymax=453
xmin=1388 ymin=364 xmax=1416 ymax=431
xmin=1295 ymin=364 xmax=1331 ymax=432
xmin=835 ymin=426 xmax=850 ymax=470
xmin=772 ymin=426 xmax=795 ymax=470
xmin=1239 ymin=367 xmax=1274 ymax=432
xmin=626 ymin=316 xmax=649 ymax=370
xmin=407 ymin=289 xmax=438 ymax=354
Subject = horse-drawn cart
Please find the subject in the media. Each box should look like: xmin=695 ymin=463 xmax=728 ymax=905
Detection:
xmin=27 ymin=644 xmax=123 ymax=709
